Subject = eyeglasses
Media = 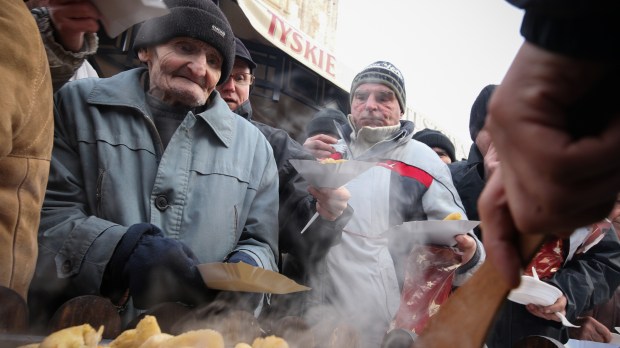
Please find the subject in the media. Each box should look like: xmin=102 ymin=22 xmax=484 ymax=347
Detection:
xmin=227 ymin=72 xmax=255 ymax=86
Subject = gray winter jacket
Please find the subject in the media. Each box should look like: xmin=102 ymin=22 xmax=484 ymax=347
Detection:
xmin=31 ymin=68 xmax=279 ymax=318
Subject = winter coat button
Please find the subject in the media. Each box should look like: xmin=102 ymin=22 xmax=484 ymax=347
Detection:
xmin=61 ymin=260 xmax=72 ymax=273
xmin=155 ymin=195 xmax=169 ymax=211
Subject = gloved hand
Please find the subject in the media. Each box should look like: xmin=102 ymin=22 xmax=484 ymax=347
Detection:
xmin=102 ymin=223 xmax=212 ymax=309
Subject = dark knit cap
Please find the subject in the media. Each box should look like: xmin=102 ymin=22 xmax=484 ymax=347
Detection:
xmin=234 ymin=37 xmax=256 ymax=71
xmin=469 ymin=84 xmax=497 ymax=141
xmin=306 ymin=108 xmax=348 ymax=138
xmin=413 ymin=128 xmax=456 ymax=162
xmin=350 ymin=61 xmax=406 ymax=113
xmin=133 ymin=0 xmax=235 ymax=86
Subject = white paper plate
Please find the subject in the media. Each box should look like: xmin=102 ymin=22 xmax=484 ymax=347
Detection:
xmin=390 ymin=220 xmax=480 ymax=246
xmin=610 ymin=333 xmax=620 ymax=345
xmin=289 ymin=159 xmax=376 ymax=189
xmin=508 ymin=276 xmax=562 ymax=306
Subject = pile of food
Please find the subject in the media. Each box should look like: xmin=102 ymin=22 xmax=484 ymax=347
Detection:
xmin=318 ymin=158 xmax=347 ymax=164
xmin=19 ymin=315 xmax=289 ymax=348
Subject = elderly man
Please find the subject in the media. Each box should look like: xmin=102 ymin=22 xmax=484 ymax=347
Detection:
xmin=29 ymin=0 xmax=278 ymax=325
xmin=302 ymin=61 xmax=485 ymax=347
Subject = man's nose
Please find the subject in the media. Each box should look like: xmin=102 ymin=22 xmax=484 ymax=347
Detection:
xmin=187 ymin=52 xmax=208 ymax=75
xmin=218 ymin=75 xmax=235 ymax=91
xmin=364 ymin=94 xmax=379 ymax=110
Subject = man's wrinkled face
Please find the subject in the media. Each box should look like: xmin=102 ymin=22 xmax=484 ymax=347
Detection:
xmin=350 ymin=83 xmax=402 ymax=128
xmin=138 ymin=37 xmax=222 ymax=107
xmin=216 ymin=58 xmax=252 ymax=111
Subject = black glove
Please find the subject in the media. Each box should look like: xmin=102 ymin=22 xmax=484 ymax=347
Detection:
xmin=102 ymin=223 xmax=211 ymax=309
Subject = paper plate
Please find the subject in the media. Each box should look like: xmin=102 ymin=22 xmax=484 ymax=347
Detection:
xmin=390 ymin=220 xmax=480 ymax=246
xmin=288 ymin=159 xmax=376 ymax=189
xmin=610 ymin=333 xmax=620 ymax=345
xmin=508 ymin=276 xmax=562 ymax=306
xmin=197 ymin=262 xmax=311 ymax=294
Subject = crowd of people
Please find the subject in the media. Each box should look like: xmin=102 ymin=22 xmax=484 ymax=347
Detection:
xmin=1 ymin=0 xmax=620 ymax=347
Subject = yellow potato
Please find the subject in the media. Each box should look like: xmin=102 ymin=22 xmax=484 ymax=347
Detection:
xmin=160 ymin=329 xmax=224 ymax=348
xmin=319 ymin=158 xmax=347 ymax=164
xmin=443 ymin=212 xmax=462 ymax=221
xmin=110 ymin=315 xmax=161 ymax=348
xmin=251 ymin=335 xmax=289 ymax=348
xmin=39 ymin=324 xmax=103 ymax=348
xmin=137 ymin=333 xmax=173 ymax=348
xmin=234 ymin=344 xmax=252 ymax=348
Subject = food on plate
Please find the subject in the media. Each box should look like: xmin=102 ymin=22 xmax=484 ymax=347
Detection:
xmin=22 ymin=312 xmax=289 ymax=348
xmin=110 ymin=315 xmax=160 ymax=348
xmin=443 ymin=212 xmax=462 ymax=221
xmin=251 ymin=335 xmax=289 ymax=348
xmin=38 ymin=323 xmax=103 ymax=348
xmin=135 ymin=333 xmax=174 ymax=348
xmin=319 ymin=158 xmax=347 ymax=164
xmin=159 ymin=329 xmax=224 ymax=348
xmin=234 ymin=344 xmax=252 ymax=348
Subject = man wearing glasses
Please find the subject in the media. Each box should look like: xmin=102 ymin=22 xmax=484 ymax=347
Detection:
xmin=217 ymin=38 xmax=353 ymax=320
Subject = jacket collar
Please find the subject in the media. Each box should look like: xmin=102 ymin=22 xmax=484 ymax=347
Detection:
xmin=195 ymin=92 xmax=236 ymax=147
xmin=87 ymin=68 xmax=150 ymax=116
xmin=87 ymin=68 xmax=238 ymax=148
xmin=344 ymin=119 xmax=415 ymax=160
xmin=233 ymin=99 xmax=253 ymax=121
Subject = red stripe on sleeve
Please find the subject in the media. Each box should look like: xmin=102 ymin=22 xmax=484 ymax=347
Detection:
xmin=377 ymin=160 xmax=433 ymax=188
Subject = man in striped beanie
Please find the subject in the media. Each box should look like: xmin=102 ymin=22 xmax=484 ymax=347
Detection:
xmin=302 ymin=60 xmax=483 ymax=348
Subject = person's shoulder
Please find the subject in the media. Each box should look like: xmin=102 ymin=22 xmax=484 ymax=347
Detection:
xmin=409 ymin=138 xmax=445 ymax=163
xmin=250 ymin=120 xmax=281 ymax=138
xmin=401 ymin=138 xmax=454 ymax=176
xmin=57 ymin=68 xmax=138 ymax=94
xmin=448 ymin=159 xmax=469 ymax=173
xmin=250 ymin=121 xmax=300 ymax=146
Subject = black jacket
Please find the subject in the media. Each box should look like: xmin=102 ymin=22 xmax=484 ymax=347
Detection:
xmin=448 ymin=144 xmax=485 ymax=240
xmin=486 ymin=228 xmax=620 ymax=347
xmin=507 ymin=0 xmax=620 ymax=60
xmin=233 ymin=101 xmax=352 ymax=285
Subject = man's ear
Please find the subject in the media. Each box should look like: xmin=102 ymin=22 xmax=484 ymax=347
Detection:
xmin=137 ymin=48 xmax=149 ymax=63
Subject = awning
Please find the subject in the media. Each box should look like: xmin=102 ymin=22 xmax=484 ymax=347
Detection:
xmin=227 ymin=0 xmax=354 ymax=92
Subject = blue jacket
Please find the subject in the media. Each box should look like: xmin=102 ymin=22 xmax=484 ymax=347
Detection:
xmin=30 ymin=68 xmax=279 ymax=317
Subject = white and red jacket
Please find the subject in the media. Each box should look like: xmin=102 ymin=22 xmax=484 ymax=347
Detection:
xmin=305 ymin=120 xmax=484 ymax=348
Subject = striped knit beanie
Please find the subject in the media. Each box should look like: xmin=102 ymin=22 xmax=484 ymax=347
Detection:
xmin=350 ymin=61 xmax=406 ymax=113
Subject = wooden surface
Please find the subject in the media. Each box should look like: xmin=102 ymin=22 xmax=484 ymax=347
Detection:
xmin=0 ymin=286 xmax=28 ymax=334
xmin=48 ymin=295 xmax=121 ymax=339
